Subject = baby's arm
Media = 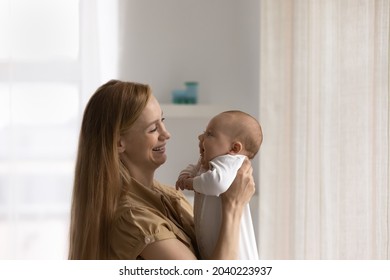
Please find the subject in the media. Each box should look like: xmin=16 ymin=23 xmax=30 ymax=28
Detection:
xmin=175 ymin=160 xmax=201 ymax=190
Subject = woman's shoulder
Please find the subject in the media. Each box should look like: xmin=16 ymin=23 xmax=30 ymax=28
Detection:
xmin=111 ymin=181 xmax=193 ymax=247
xmin=110 ymin=180 xmax=196 ymax=259
xmin=115 ymin=180 xmax=188 ymax=219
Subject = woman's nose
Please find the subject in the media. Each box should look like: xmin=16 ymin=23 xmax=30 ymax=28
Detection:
xmin=160 ymin=124 xmax=171 ymax=140
xmin=162 ymin=129 xmax=171 ymax=140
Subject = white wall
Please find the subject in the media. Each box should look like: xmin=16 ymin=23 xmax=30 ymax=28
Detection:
xmin=117 ymin=0 xmax=260 ymax=112
xmin=117 ymin=0 xmax=260 ymax=192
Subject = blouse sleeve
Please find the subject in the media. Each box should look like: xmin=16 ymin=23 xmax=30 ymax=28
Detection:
xmin=110 ymin=206 xmax=177 ymax=260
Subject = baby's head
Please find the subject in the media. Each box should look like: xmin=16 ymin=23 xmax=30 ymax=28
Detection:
xmin=200 ymin=110 xmax=263 ymax=166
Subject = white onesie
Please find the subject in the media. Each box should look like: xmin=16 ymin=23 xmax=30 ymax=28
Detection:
xmin=180 ymin=154 xmax=259 ymax=260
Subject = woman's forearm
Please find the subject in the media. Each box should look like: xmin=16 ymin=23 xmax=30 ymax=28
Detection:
xmin=209 ymin=158 xmax=254 ymax=260
xmin=210 ymin=203 xmax=244 ymax=259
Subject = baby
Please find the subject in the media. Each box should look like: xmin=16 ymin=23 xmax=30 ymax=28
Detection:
xmin=176 ymin=110 xmax=263 ymax=260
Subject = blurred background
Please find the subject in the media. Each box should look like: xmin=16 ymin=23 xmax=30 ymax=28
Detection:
xmin=0 ymin=0 xmax=260 ymax=259
xmin=1 ymin=0 xmax=389 ymax=260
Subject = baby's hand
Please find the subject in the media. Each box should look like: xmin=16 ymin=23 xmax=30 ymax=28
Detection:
xmin=175 ymin=174 xmax=189 ymax=190
xmin=175 ymin=174 xmax=194 ymax=191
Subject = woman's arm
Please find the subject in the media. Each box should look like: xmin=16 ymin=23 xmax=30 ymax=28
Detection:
xmin=140 ymin=239 xmax=198 ymax=260
xmin=193 ymin=155 xmax=246 ymax=196
xmin=140 ymin=158 xmax=254 ymax=260
xmin=210 ymin=158 xmax=255 ymax=259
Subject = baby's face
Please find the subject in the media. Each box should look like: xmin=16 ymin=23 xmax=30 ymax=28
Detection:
xmin=200 ymin=114 xmax=235 ymax=168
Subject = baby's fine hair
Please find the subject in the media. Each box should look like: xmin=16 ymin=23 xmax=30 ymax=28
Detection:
xmin=221 ymin=110 xmax=263 ymax=159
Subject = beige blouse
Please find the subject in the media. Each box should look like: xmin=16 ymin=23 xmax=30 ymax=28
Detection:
xmin=109 ymin=177 xmax=198 ymax=259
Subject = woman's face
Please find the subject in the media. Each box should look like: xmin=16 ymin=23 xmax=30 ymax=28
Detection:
xmin=119 ymin=95 xmax=170 ymax=174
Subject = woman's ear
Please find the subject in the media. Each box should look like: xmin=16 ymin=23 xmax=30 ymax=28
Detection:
xmin=230 ymin=141 xmax=242 ymax=154
xmin=117 ymin=137 xmax=126 ymax=153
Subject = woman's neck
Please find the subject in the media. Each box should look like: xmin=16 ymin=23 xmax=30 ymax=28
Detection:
xmin=130 ymin=169 xmax=155 ymax=188
xmin=120 ymin=158 xmax=155 ymax=188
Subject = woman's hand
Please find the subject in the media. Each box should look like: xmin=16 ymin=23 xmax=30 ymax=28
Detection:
xmin=221 ymin=157 xmax=255 ymax=211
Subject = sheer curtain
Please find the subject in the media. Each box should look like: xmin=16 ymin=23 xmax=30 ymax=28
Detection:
xmin=258 ymin=0 xmax=389 ymax=259
xmin=0 ymin=0 xmax=118 ymax=259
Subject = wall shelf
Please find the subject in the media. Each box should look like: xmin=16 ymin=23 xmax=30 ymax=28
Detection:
xmin=161 ymin=104 xmax=228 ymax=118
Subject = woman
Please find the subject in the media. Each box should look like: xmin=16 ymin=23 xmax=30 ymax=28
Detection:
xmin=68 ymin=80 xmax=255 ymax=259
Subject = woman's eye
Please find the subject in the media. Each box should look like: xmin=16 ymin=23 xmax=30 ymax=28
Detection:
xmin=150 ymin=118 xmax=165 ymax=133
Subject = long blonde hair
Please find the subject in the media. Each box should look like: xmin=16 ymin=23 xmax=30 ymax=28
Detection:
xmin=68 ymin=80 xmax=151 ymax=259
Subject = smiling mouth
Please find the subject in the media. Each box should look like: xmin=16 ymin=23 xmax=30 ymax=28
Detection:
xmin=199 ymin=149 xmax=205 ymax=162
xmin=153 ymin=146 xmax=165 ymax=152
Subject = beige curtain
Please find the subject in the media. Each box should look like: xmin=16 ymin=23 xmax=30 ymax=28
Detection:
xmin=258 ymin=0 xmax=390 ymax=259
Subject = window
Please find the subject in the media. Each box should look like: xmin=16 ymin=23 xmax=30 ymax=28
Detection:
xmin=0 ymin=0 xmax=80 ymax=259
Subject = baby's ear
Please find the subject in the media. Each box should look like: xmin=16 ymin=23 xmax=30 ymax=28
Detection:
xmin=230 ymin=141 xmax=243 ymax=154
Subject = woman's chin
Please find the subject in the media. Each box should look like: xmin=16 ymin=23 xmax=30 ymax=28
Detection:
xmin=153 ymin=153 xmax=167 ymax=166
